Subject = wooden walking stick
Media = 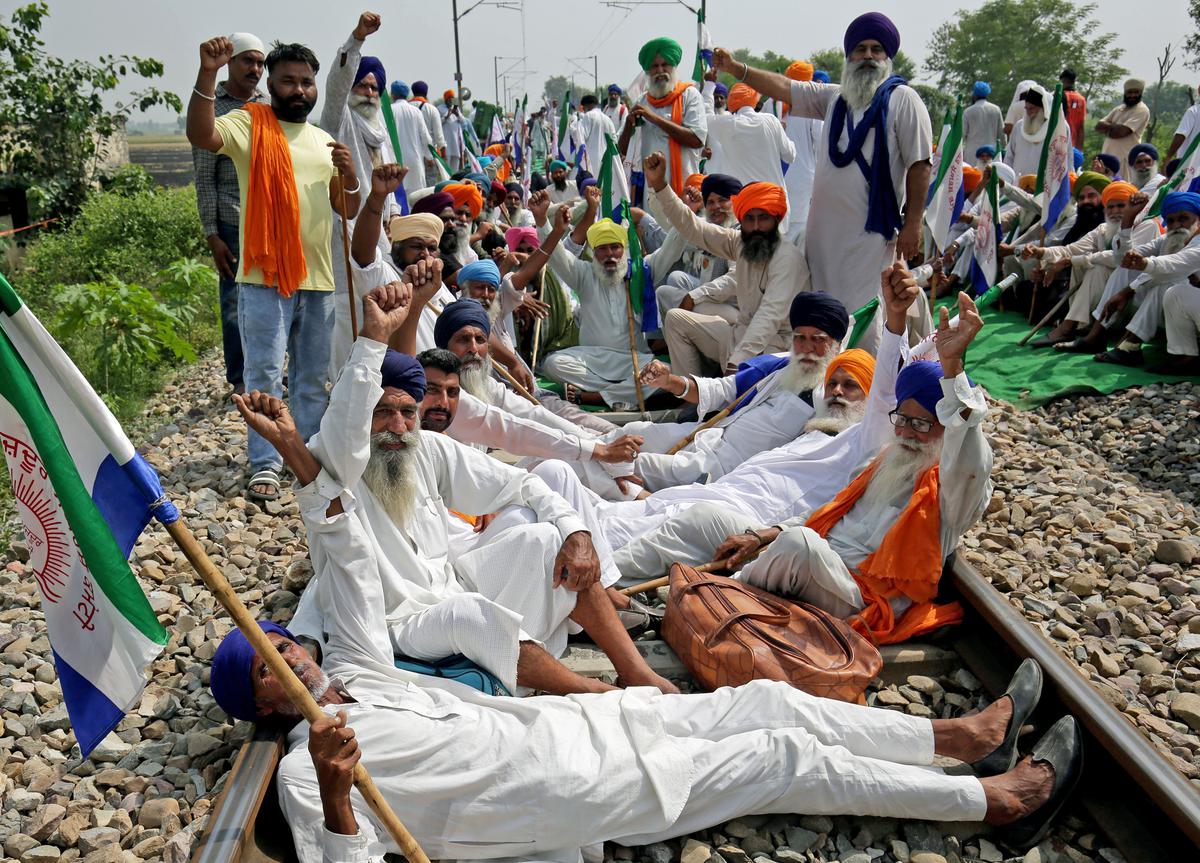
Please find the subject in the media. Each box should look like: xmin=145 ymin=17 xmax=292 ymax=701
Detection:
xmin=623 ymin=284 xmax=647 ymax=413
xmin=162 ymin=518 xmax=431 ymax=863
xmin=1018 ymin=284 xmax=1075 ymax=346
xmin=620 ymin=554 xmax=762 ymax=596
xmin=529 ymin=273 xmax=545 ymax=371
xmin=664 ymin=384 xmax=757 ymax=455
xmin=338 ymin=169 xmax=359 ymax=341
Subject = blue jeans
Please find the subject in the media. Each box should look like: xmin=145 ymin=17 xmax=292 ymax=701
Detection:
xmin=237 ymin=284 xmax=333 ymax=473
xmin=216 ymin=222 xmax=244 ymax=388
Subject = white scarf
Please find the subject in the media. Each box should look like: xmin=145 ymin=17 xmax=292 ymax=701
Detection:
xmin=351 ymin=107 xmax=388 ymax=152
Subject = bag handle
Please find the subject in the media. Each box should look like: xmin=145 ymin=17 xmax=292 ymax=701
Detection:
xmin=676 ymin=578 xmax=794 ymax=648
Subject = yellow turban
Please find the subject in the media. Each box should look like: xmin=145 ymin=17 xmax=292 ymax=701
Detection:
xmin=825 ymin=349 xmax=876 ymax=395
xmin=387 ymin=213 xmax=445 ymax=244
xmin=786 ymin=61 xmax=814 ymax=82
xmin=1018 ymin=174 xmax=1037 ymax=193
xmin=586 ymin=218 xmax=627 ymax=249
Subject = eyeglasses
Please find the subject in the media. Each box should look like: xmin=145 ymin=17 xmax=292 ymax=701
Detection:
xmin=888 ymin=410 xmax=935 ymax=434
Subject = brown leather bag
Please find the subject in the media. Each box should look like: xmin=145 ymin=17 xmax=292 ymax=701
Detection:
xmin=661 ymin=563 xmax=882 ymax=703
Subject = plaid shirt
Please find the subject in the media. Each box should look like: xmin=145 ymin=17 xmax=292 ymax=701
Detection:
xmin=192 ymin=83 xmax=266 ymax=236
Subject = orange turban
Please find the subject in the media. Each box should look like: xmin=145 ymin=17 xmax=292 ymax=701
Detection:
xmin=445 ymin=183 xmax=483 ymax=219
xmin=825 ymin=349 xmax=876 ymax=395
xmin=786 ymin=61 xmax=814 ymax=82
xmin=728 ymin=83 xmax=759 ymax=113
xmin=685 ymin=172 xmax=705 ymax=191
xmin=443 ymin=89 xmax=456 ymax=102
xmin=1101 ymin=181 xmax=1137 ymax=205
xmin=1018 ymin=174 xmax=1037 ymax=193
xmin=961 ymin=165 xmax=982 ymax=195
xmin=732 ymin=181 xmax=788 ymax=222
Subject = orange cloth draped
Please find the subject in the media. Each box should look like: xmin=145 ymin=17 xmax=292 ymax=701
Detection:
xmin=240 ymin=102 xmax=307 ymax=297
xmin=805 ymin=459 xmax=963 ymax=644
xmin=411 ymin=96 xmax=428 ymax=104
xmin=646 ymin=81 xmax=694 ymax=196
xmin=449 ymin=509 xmax=478 ymax=526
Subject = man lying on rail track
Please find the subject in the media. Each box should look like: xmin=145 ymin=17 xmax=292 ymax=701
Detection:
xmin=207 ymin=394 xmax=1081 ymax=861
xmin=267 ymin=277 xmax=675 ymax=698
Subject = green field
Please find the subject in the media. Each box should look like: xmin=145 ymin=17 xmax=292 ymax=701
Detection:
xmin=128 ymin=135 xmax=193 ymax=187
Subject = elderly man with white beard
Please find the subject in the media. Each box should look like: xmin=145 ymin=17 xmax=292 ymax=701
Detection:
xmin=710 ymin=13 xmax=932 ymax=353
xmin=1127 ymin=144 xmax=1165 ymax=193
xmin=1004 ymin=85 xmax=1055 ymax=180
xmin=280 ymin=280 xmax=677 ymax=697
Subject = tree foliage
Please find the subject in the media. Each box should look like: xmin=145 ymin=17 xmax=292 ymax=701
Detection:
xmin=0 ymin=2 xmax=182 ymax=218
xmin=542 ymin=75 xmax=573 ymax=107
xmin=924 ymin=0 xmax=1125 ymax=112
xmin=1187 ymin=0 xmax=1200 ymax=71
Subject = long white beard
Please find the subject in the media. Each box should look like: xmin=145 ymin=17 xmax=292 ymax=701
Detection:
xmin=350 ymin=94 xmax=383 ymax=125
xmin=1023 ymin=111 xmax=1045 ymax=135
xmin=647 ymin=70 xmax=678 ymax=99
xmin=1105 ymin=216 xmax=1123 ymax=235
xmin=866 ymin=439 xmax=940 ymax=505
xmin=453 ymin=224 xmax=472 ymax=260
xmin=776 ymin=350 xmax=833 ymax=395
xmin=1164 ymin=227 xmax=1195 ymax=255
xmin=804 ymin=395 xmax=867 ymax=435
xmin=1132 ymin=167 xmax=1154 ymax=188
xmin=459 ymin=357 xmax=494 ymax=404
xmin=362 ymin=430 xmax=424 ymax=528
xmin=842 ymin=58 xmax=892 ymax=112
xmin=591 ymin=251 xmax=629 ymax=292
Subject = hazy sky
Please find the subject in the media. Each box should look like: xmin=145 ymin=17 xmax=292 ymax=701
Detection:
xmin=6 ymin=0 xmax=1196 ymax=122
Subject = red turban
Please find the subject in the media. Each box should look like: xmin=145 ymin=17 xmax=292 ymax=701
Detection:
xmin=786 ymin=61 xmax=814 ymax=82
xmin=445 ymin=183 xmax=483 ymax=219
xmin=825 ymin=349 xmax=876 ymax=395
xmin=732 ymin=181 xmax=788 ymax=222
xmin=728 ymin=83 xmax=759 ymax=113
xmin=961 ymin=165 xmax=982 ymax=195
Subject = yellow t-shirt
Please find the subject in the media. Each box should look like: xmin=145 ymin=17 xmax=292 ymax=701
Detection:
xmin=215 ymin=109 xmax=337 ymax=291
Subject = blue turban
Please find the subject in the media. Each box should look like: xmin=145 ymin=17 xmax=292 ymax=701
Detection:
xmin=700 ymin=173 xmax=743 ymax=202
xmin=412 ymin=80 xmax=429 ymax=97
xmin=976 ymin=144 xmax=997 ymax=159
xmin=895 ymin=361 xmax=944 ymax=415
xmin=391 ymin=80 xmax=410 ymax=100
xmin=434 ymin=298 xmax=491 ymax=348
xmin=458 ymin=259 xmax=501 ymax=287
xmin=789 ymin=291 xmax=848 ymax=341
xmin=1096 ymin=153 xmax=1120 ymax=175
xmin=1161 ymin=191 xmax=1200 ymax=218
xmin=972 ymin=81 xmax=991 ymax=99
xmin=355 ymin=56 xmax=386 ymax=90
xmin=478 ymin=157 xmax=494 ymax=169
xmin=381 ymin=350 xmax=427 ymax=401
xmin=210 ymin=620 xmax=296 ymax=722
xmin=608 ymin=83 xmax=622 ymax=94
xmin=578 ymin=175 xmax=597 ymax=195
xmin=549 ymin=159 xmax=569 ymax=172
xmin=1072 ymin=148 xmax=1084 ymax=170
xmin=1128 ymin=143 xmax=1159 ymax=166
xmin=712 ymin=82 xmax=729 ymax=98
xmin=813 ymin=70 xmax=830 ymax=84
xmin=844 ymin=12 xmax=900 ymax=58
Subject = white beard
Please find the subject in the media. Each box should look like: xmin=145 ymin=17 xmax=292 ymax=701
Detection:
xmin=1132 ymin=167 xmax=1154 ymax=188
xmin=804 ymin=395 xmax=867 ymax=435
xmin=272 ymin=660 xmax=331 ymax=720
xmin=1024 ymin=111 xmax=1045 ymax=134
xmin=362 ymin=430 xmax=424 ymax=528
xmin=350 ymin=94 xmax=383 ymax=125
xmin=776 ymin=350 xmax=833 ymax=395
xmin=453 ymin=224 xmax=472 ymax=261
xmin=459 ymin=357 xmax=494 ymax=404
xmin=1105 ymin=216 xmax=1123 ymax=234
xmin=647 ymin=71 xmax=678 ymax=99
xmin=591 ymin=251 xmax=629 ymax=291
xmin=865 ymin=439 xmax=940 ymax=505
xmin=842 ymin=58 xmax=892 ymax=112
xmin=1164 ymin=227 xmax=1195 ymax=255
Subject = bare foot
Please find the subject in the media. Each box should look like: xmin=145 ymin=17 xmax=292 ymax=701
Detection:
xmin=981 ymin=755 xmax=1054 ymax=824
xmin=933 ymin=695 xmax=1013 ymax=763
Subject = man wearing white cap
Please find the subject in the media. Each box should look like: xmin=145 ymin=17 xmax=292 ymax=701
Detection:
xmin=190 ymin=31 xmax=265 ymax=396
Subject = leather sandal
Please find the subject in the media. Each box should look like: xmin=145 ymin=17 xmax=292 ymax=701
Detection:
xmin=971 ymin=658 xmax=1043 ymax=777
xmin=998 ymin=715 xmax=1084 ymax=851
xmin=1053 ymin=338 xmax=1099 ymax=353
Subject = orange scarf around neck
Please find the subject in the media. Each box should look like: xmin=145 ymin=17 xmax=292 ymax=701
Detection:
xmin=646 ymin=81 xmax=693 ymax=196
xmin=241 ymin=102 xmax=308 ymax=297
xmin=411 ymin=96 xmax=428 ymax=104
xmin=805 ymin=458 xmax=963 ymax=645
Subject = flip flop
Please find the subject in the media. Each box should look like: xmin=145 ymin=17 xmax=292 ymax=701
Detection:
xmin=1094 ymin=347 xmax=1143 ymax=366
xmin=971 ymin=658 xmax=1043 ymax=777
xmin=246 ymin=468 xmax=282 ymax=502
xmin=998 ymin=715 xmax=1084 ymax=851
xmin=1053 ymin=338 xmax=1099 ymax=354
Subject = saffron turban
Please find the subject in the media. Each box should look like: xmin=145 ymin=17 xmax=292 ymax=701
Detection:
xmin=444 ymin=89 xmax=457 ymax=102
xmin=1101 ymin=181 xmax=1137 ymax=206
xmin=712 ymin=82 xmax=729 ymax=98
xmin=391 ymin=80 xmax=410 ymax=100
xmin=445 ymin=183 xmax=483 ymax=218
xmin=843 ymin=11 xmax=900 ymax=58
xmin=728 ymin=84 xmax=759 ymax=113
xmin=355 ymin=56 xmax=386 ymax=90
xmin=895 ymin=360 xmax=944 ymax=415
xmin=210 ymin=620 xmax=295 ymax=722
xmin=586 ymin=218 xmax=627 ymax=250
xmin=972 ymin=81 xmax=991 ymax=99
xmin=825 ymin=349 xmax=876 ymax=395
xmin=458 ymin=259 xmax=501 ymax=287
xmin=975 ymin=144 xmax=997 ymax=159
xmin=412 ymin=80 xmax=429 ymax=97
xmin=505 ymin=226 xmax=540 ymax=251
xmin=549 ymin=159 xmax=569 ymax=172
xmin=1073 ymin=171 xmax=1110 ymax=198
xmin=228 ymin=32 xmax=265 ymax=58
xmin=701 ymin=173 xmax=742 ymax=202
xmin=789 ymin=291 xmax=848 ymax=341
xmin=1018 ymin=174 xmax=1037 ymax=193
xmin=434 ymin=298 xmax=491 ymax=348
xmin=411 ymin=192 xmax=454 ymax=216
xmin=1161 ymin=191 xmax=1200 ymax=217
xmin=685 ymin=173 xmax=705 ymax=191
xmin=1095 ymin=153 xmax=1120 ymax=174
xmin=1072 ymin=148 xmax=1084 ymax=170
xmin=638 ymin=37 xmax=683 ymax=71
xmin=732 ymin=181 xmax=788 ymax=222
xmin=813 ymin=70 xmax=831 ymax=83
xmin=1128 ymin=143 xmax=1159 ymax=165
xmin=785 ymin=61 xmax=814 ymax=82
xmin=380 ymin=350 xmax=427 ymax=401
xmin=608 ymin=83 xmax=622 ymax=94
xmin=388 ymin=213 xmax=444 ymax=244
xmin=961 ymin=165 xmax=982 ymax=195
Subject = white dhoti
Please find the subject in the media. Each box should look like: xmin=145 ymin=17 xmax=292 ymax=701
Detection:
xmin=663 ymin=306 xmax=740 ymax=376
xmin=1165 ymin=282 xmax=1200 ymax=355
xmin=541 ymin=345 xmax=657 ymax=408
xmin=1093 ymin=277 xmax=1168 ymax=342
xmin=612 ymin=501 xmax=757 ymax=586
xmin=734 ymin=526 xmax=865 ymax=619
xmin=1064 ymin=265 xmax=1116 ymax=326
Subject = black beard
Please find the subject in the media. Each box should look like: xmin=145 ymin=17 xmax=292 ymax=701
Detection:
xmin=268 ymin=81 xmax=315 ymax=122
xmin=1064 ymin=203 xmax=1105 ymax=244
xmin=741 ymin=228 xmax=781 ymax=262
xmin=439 ymin=231 xmax=459 ymax=255
xmin=1124 ymin=96 xmax=1141 ymax=107
xmin=553 ymin=178 xmax=567 ymax=190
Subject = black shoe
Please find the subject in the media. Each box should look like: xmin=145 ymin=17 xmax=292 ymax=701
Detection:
xmin=971 ymin=658 xmax=1043 ymax=776
xmin=998 ymin=715 xmax=1084 ymax=851
xmin=1094 ymin=346 xmax=1143 ymax=366
xmin=1029 ymin=334 xmax=1066 ymax=348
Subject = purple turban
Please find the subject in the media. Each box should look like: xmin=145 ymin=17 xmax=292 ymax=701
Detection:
xmin=700 ymin=173 xmax=743 ymax=202
xmin=1096 ymin=153 xmax=1120 ymax=175
xmin=434 ymin=298 xmax=491 ymax=348
xmin=381 ymin=350 xmax=427 ymax=401
xmin=789 ymin=291 xmax=848 ymax=341
xmin=712 ymin=82 xmax=729 ymax=98
xmin=355 ymin=56 xmax=387 ymax=90
xmin=843 ymin=12 xmax=900 ymax=58
xmin=210 ymin=620 xmax=296 ymax=722
xmin=895 ymin=360 xmax=944 ymax=415
xmin=1128 ymin=143 xmax=1159 ymax=166
xmin=412 ymin=192 xmax=455 ymax=216
xmin=412 ymin=80 xmax=429 ymax=97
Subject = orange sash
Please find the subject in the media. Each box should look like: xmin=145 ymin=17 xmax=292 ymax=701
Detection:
xmin=805 ymin=458 xmax=963 ymax=645
xmin=646 ymin=82 xmax=693 ymax=196
xmin=449 ymin=509 xmax=478 ymax=526
xmin=411 ymin=96 xmax=428 ymax=104
xmin=241 ymin=103 xmax=308 ymax=297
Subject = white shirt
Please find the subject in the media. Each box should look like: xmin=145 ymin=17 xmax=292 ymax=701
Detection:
xmin=706 ymin=107 xmax=795 ymax=185
xmin=637 ymin=86 xmax=708 ymax=190
xmin=351 ymin=249 xmax=456 ymax=355
xmin=444 ymin=390 xmax=599 ymax=462
xmin=578 ymin=107 xmax=617 ymax=172
xmin=1176 ymin=104 xmax=1200 ymax=157
xmin=603 ymin=100 xmax=628 ymax=131
xmin=389 ymin=100 xmax=433 ymax=193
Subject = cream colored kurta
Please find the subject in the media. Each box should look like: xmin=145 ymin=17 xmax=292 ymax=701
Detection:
xmin=1100 ymin=101 xmax=1150 ymax=168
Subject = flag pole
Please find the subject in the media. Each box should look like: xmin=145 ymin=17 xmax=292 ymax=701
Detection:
xmin=623 ymin=284 xmax=647 ymax=413
xmin=530 ymin=273 xmax=545 ymax=371
xmin=159 ymin=517 xmax=431 ymax=863
xmin=338 ymin=171 xmax=359 ymax=342
xmin=665 ymin=383 xmax=756 ymax=455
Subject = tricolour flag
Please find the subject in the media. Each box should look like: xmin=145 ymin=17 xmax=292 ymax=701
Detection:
xmin=924 ymin=98 xmax=965 ymax=251
xmin=691 ymin=9 xmax=713 ymax=85
xmin=1035 ymin=83 xmax=1072 ymax=231
xmin=489 ymin=111 xmax=506 ymax=146
xmin=970 ymin=164 xmax=1002 ymax=296
xmin=0 ymin=274 xmax=176 ymax=757
xmin=462 ymin=129 xmax=483 ymax=174
xmin=377 ymin=90 xmax=411 ymax=215
xmin=598 ymin=133 xmax=632 ymax=222
xmin=1145 ymin=130 xmax=1200 ymax=219
xmin=621 ymin=201 xmax=657 ymax=332
xmin=556 ymin=92 xmax=572 ymax=161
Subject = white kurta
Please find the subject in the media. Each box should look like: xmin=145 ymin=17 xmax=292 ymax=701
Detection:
xmin=1097 ymin=232 xmax=1200 ymax=341
xmin=416 ymin=99 xmax=446 ymax=151
xmin=961 ymin=99 xmax=1004 ymax=166
xmin=578 ymin=107 xmax=617 ymax=172
xmin=704 ymin=107 xmax=796 ymax=232
xmin=389 ymin=99 xmax=433 ymax=191
xmin=784 ymin=114 xmax=822 ymax=243
xmin=603 ymin=101 xmax=628 ymax=131
xmin=1003 ymin=117 xmax=1051 ymax=179
xmin=637 ymin=86 xmax=708 ymax=189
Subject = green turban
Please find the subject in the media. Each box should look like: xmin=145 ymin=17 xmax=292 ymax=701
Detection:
xmin=638 ymin=37 xmax=683 ymax=71
xmin=549 ymin=159 xmax=568 ymax=172
xmin=1072 ymin=171 xmax=1110 ymax=198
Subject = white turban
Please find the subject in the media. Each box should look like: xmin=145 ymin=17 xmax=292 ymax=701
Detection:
xmin=228 ymin=32 xmax=265 ymax=58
